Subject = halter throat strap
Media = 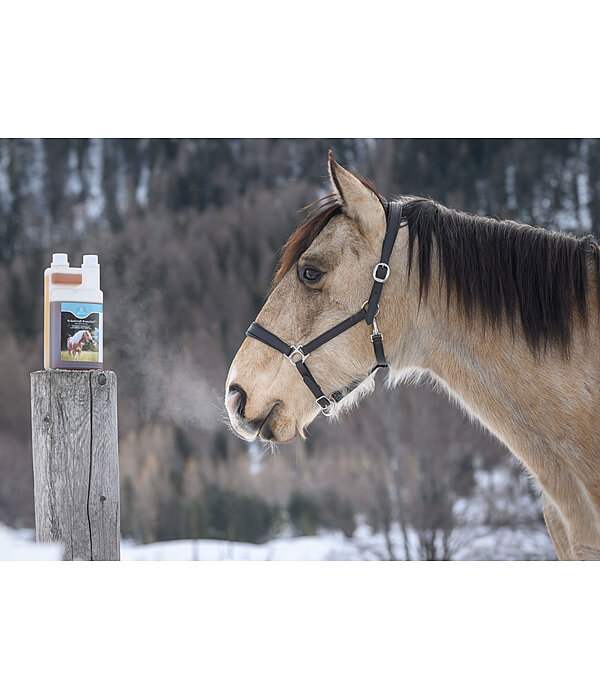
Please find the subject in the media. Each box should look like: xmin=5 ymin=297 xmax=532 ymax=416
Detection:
xmin=245 ymin=200 xmax=403 ymax=415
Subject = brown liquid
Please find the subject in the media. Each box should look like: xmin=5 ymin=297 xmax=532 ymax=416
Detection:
xmin=44 ymin=274 xmax=49 ymax=368
xmin=49 ymin=301 xmax=103 ymax=370
xmin=51 ymin=272 xmax=82 ymax=285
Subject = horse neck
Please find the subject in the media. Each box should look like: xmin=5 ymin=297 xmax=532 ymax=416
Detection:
xmin=382 ymin=231 xmax=597 ymax=469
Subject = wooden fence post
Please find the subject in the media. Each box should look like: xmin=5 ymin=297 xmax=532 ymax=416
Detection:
xmin=30 ymin=369 xmax=120 ymax=560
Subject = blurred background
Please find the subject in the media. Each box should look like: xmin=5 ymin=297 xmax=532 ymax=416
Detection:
xmin=1 ymin=138 xmax=598 ymax=560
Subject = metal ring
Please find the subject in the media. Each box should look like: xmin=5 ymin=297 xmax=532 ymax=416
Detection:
xmin=317 ymin=397 xmax=335 ymax=416
xmin=361 ymin=300 xmax=380 ymax=318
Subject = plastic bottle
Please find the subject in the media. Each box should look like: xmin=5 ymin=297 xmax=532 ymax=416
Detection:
xmin=44 ymin=253 xmax=103 ymax=369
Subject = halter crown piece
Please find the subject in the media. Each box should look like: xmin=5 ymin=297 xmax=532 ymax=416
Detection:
xmin=246 ymin=200 xmax=403 ymax=416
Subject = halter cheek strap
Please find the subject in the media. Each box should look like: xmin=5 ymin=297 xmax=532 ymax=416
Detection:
xmin=245 ymin=201 xmax=403 ymax=416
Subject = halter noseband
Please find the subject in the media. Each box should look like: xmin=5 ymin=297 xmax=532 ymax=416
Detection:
xmin=246 ymin=200 xmax=403 ymax=416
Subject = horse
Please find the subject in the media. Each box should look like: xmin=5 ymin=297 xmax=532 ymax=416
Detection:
xmin=225 ymin=151 xmax=600 ymax=561
xmin=66 ymin=330 xmax=93 ymax=358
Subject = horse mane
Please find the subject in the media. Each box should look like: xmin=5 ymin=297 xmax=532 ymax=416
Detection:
xmin=274 ymin=181 xmax=600 ymax=355
xmin=402 ymin=197 xmax=600 ymax=354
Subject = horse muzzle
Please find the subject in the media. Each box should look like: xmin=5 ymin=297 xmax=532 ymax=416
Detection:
xmin=225 ymin=385 xmax=290 ymax=442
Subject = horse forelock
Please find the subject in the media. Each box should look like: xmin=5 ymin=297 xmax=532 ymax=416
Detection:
xmin=271 ymin=195 xmax=342 ymax=289
xmin=272 ymin=174 xmax=387 ymax=290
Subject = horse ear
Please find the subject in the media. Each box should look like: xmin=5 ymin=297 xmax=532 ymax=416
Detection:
xmin=328 ymin=150 xmax=386 ymax=249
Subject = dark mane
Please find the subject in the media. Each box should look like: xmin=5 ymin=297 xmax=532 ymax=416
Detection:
xmin=402 ymin=197 xmax=600 ymax=354
xmin=274 ymin=184 xmax=600 ymax=355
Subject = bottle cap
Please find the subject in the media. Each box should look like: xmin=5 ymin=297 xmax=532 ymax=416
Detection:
xmin=51 ymin=253 xmax=69 ymax=266
xmin=82 ymin=254 xmax=99 ymax=267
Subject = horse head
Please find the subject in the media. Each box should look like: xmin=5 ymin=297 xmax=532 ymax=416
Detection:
xmin=225 ymin=153 xmax=410 ymax=443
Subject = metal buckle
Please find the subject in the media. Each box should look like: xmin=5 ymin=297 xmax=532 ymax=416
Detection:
xmin=372 ymin=262 xmax=390 ymax=282
xmin=316 ymin=396 xmax=335 ymax=416
xmin=370 ymin=316 xmax=383 ymax=341
xmin=287 ymin=345 xmax=309 ymax=365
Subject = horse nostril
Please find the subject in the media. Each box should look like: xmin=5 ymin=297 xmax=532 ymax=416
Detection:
xmin=226 ymin=384 xmax=247 ymax=418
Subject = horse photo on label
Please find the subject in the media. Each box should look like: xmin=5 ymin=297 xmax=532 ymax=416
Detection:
xmin=66 ymin=330 xmax=94 ymax=359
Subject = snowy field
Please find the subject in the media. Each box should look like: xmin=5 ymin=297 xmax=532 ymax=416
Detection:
xmin=121 ymin=523 xmax=556 ymax=561
xmin=0 ymin=521 xmax=556 ymax=561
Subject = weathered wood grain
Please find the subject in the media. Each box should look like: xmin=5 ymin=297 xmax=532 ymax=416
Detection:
xmin=31 ymin=370 xmax=120 ymax=560
xmin=89 ymin=370 xmax=120 ymax=560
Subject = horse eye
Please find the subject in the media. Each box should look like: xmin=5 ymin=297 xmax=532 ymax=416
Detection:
xmin=301 ymin=266 xmax=324 ymax=283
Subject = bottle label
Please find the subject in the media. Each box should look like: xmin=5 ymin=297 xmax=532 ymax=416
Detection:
xmin=60 ymin=303 xmax=103 ymax=363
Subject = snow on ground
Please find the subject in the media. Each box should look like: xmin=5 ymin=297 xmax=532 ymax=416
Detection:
xmin=120 ymin=524 xmax=555 ymax=561
xmin=121 ymin=533 xmax=364 ymax=561
xmin=0 ymin=523 xmax=60 ymax=560
xmin=0 ymin=522 xmax=555 ymax=562
xmin=0 ymin=524 xmax=367 ymax=562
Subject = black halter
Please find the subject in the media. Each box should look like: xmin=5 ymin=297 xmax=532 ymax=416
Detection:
xmin=246 ymin=201 xmax=403 ymax=416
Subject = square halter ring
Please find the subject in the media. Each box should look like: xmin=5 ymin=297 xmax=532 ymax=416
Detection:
xmin=372 ymin=262 xmax=391 ymax=282
xmin=286 ymin=345 xmax=310 ymax=365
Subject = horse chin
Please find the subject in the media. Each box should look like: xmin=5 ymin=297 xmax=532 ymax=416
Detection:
xmin=259 ymin=425 xmax=297 ymax=444
xmin=258 ymin=410 xmax=298 ymax=444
